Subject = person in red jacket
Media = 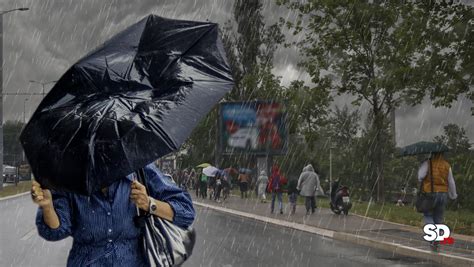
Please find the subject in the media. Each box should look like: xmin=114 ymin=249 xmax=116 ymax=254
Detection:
xmin=267 ymin=165 xmax=287 ymax=214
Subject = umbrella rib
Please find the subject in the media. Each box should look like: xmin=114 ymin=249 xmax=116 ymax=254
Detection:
xmin=155 ymin=24 xmax=217 ymax=82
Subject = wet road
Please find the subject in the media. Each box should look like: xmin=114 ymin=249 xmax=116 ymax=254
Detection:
xmin=0 ymin=195 xmax=438 ymax=266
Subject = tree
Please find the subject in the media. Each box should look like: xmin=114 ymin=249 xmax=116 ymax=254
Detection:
xmin=284 ymin=80 xmax=332 ymax=149
xmin=328 ymin=105 xmax=360 ymax=150
xmin=277 ymin=0 xmax=472 ymax=201
xmin=182 ymin=0 xmax=286 ymax=167
xmin=434 ymin=123 xmax=471 ymax=153
xmin=406 ymin=2 xmax=474 ymax=113
xmin=222 ymin=0 xmax=286 ymax=101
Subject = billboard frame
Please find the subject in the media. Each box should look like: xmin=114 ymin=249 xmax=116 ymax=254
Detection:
xmin=218 ymin=100 xmax=288 ymax=156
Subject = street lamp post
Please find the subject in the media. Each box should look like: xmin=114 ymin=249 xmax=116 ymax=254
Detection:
xmin=23 ymin=98 xmax=28 ymax=125
xmin=29 ymin=80 xmax=57 ymax=98
xmin=329 ymin=142 xmax=336 ymax=196
xmin=329 ymin=146 xmax=332 ymax=194
xmin=22 ymin=98 xmax=28 ymax=162
xmin=0 ymin=7 xmax=29 ymax=190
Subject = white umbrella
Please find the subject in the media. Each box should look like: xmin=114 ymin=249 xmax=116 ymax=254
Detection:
xmin=202 ymin=166 xmax=219 ymax=177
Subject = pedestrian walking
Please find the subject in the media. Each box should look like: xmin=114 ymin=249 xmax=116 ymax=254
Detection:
xmin=267 ymin=165 xmax=287 ymax=214
xmin=287 ymin=178 xmax=299 ymax=215
xmin=297 ymin=164 xmax=321 ymax=215
xmin=207 ymin=175 xmax=216 ymax=200
xmin=418 ymin=152 xmax=457 ymax=251
xmin=31 ymin=163 xmax=195 ymax=266
xmin=194 ymin=168 xmax=200 ymax=197
xmin=256 ymin=171 xmax=269 ymax=203
xmin=200 ymin=172 xmax=208 ymax=199
xmin=238 ymin=170 xmax=250 ymax=199
xmin=214 ymin=172 xmax=223 ymax=202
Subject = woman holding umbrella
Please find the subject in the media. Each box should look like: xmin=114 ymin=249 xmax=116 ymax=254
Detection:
xmin=417 ymin=152 xmax=457 ymax=251
xmin=401 ymin=142 xmax=458 ymax=252
xmin=22 ymin=13 xmax=233 ymax=267
xmin=31 ymin=163 xmax=195 ymax=266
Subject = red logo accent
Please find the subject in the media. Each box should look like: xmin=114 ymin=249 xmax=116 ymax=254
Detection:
xmin=440 ymin=237 xmax=455 ymax=245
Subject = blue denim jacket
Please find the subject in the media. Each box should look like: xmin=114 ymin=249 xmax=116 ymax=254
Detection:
xmin=36 ymin=163 xmax=195 ymax=266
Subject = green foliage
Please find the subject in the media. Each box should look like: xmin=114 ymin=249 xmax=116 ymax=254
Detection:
xmin=284 ymin=80 xmax=332 ymax=147
xmin=434 ymin=123 xmax=471 ymax=153
xmin=434 ymin=124 xmax=473 ymax=210
xmin=277 ymin=0 xmax=474 ymax=201
xmin=182 ymin=0 xmax=290 ymax=168
xmin=406 ymin=2 xmax=474 ymax=112
xmin=223 ymin=0 xmax=285 ymax=101
xmin=448 ymin=150 xmax=474 ymax=210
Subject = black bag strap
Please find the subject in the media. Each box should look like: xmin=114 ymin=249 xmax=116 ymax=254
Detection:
xmin=419 ymin=159 xmax=434 ymax=193
xmin=136 ymin=168 xmax=149 ymax=192
xmin=429 ymin=159 xmax=434 ymax=193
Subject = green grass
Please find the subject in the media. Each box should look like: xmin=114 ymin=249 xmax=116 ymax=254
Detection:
xmin=0 ymin=181 xmax=32 ymax=198
xmin=231 ymin=189 xmax=474 ymax=235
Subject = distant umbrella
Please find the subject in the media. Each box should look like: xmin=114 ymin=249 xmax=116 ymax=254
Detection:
xmin=223 ymin=167 xmax=238 ymax=175
xmin=20 ymin=15 xmax=233 ymax=195
xmin=202 ymin=166 xmax=219 ymax=177
xmin=196 ymin=163 xmax=211 ymax=168
xmin=399 ymin=141 xmax=449 ymax=157
xmin=239 ymin=168 xmax=252 ymax=174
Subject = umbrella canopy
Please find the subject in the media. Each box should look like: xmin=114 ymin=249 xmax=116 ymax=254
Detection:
xmin=239 ymin=168 xmax=252 ymax=174
xmin=202 ymin=166 xmax=219 ymax=177
xmin=196 ymin=163 xmax=211 ymax=168
xmin=223 ymin=167 xmax=238 ymax=175
xmin=20 ymin=15 xmax=233 ymax=195
xmin=399 ymin=141 xmax=449 ymax=157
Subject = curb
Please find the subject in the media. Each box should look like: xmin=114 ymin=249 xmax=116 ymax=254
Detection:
xmin=350 ymin=210 xmax=474 ymax=243
xmin=0 ymin=191 xmax=30 ymax=201
xmin=194 ymin=201 xmax=334 ymax=238
xmin=193 ymin=201 xmax=474 ymax=267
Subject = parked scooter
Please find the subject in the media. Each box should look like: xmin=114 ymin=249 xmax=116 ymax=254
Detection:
xmin=330 ymin=180 xmax=352 ymax=215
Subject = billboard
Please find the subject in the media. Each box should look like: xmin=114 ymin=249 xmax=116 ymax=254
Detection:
xmin=219 ymin=101 xmax=287 ymax=155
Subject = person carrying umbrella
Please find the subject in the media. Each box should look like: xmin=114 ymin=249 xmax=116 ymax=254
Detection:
xmin=22 ymin=13 xmax=234 ymax=266
xmin=31 ymin=163 xmax=194 ymax=266
xmin=418 ymin=152 xmax=457 ymax=251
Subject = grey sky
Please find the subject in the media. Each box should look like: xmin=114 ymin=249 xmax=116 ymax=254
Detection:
xmin=1 ymin=0 xmax=473 ymax=147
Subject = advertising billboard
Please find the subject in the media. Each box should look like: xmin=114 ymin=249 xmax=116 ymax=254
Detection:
xmin=219 ymin=101 xmax=287 ymax=155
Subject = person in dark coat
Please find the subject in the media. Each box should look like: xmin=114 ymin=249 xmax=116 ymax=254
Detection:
xmin=287 ymin=178 xmax=299 ymax=215
xmin=238 ymin=170 xmax=250 ymax=199
xmin=31 ymin=163 xmax=195 ymax=266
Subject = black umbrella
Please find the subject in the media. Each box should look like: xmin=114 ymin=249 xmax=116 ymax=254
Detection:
xmin=399 ymin=141 xmax=449 ymax=157
xmin=20 ymin=15 xmax=233 ymax=195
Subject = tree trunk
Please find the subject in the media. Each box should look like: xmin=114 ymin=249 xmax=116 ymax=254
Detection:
xmin=373 ymin=108 xmax=385 ymax=202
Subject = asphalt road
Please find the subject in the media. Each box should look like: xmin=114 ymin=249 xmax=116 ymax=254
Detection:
xmin=0 ymin=195 xmax=438 ymax=267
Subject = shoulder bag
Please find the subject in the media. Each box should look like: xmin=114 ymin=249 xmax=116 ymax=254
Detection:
xmin=134 ymin=168 xmax=196 ymax=267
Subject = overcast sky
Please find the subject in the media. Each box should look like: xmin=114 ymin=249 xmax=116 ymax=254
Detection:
xmin=1 ymin=0 xmax=473 ymax=147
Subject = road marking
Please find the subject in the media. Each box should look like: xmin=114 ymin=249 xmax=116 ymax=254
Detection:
xmin=194 ymin=201 xmax=334 ymax=238
xmin=0 ymin=191 xmax=30 ymax=201
xmin=20 ymin=228 xmax=37 ymax=241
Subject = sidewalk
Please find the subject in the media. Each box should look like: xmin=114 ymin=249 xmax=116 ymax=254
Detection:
xmin=193 ymin=195 xmax=474 ymax=266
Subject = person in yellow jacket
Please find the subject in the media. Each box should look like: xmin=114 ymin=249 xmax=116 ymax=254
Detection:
xmin=417 ymin=152 xmax=457 ymax=250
